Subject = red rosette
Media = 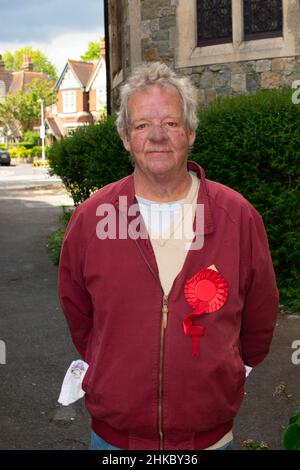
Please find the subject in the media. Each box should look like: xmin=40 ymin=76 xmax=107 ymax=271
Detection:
xmin=184 ymin=268 xmax=228 ymax=314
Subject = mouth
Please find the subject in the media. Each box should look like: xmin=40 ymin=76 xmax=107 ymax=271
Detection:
xmin=147 ymin=150 xmax=171 ymax=155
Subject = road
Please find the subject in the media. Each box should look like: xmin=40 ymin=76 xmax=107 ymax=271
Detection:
xmin=0 ymin=164 xmax=90 ymax=450
xmin=0 ymin=164 xmax=299 ymax=450
xmin=0 ymin=164 xmax=61 ymax=190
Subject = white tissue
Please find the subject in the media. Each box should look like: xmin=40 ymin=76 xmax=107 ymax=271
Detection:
xmin=245 ymin=365 xmax=253 ymax=378
xmin=58 ymin=360 xmax=89 ymax=406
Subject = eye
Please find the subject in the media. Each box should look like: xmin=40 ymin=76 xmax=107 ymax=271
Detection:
xmin=135 ymin=123 xmax=148 ymax=130
xmin=165 ymin=121 xmax=178 ymax=127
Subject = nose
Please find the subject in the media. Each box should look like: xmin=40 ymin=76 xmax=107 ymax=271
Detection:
xmin=147 ymin=124 xmax=168 ymax=142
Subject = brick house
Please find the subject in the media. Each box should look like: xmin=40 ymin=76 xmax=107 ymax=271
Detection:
xmin=46 ymin=42 xmax=106 ymax=140
xmin=0 ymin=55 xmax=49 ymax=142
xmin=104 ymin=0 xmax=300 ymax=110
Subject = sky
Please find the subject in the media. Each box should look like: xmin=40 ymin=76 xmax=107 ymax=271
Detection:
xmin=0 ymin=0 xmax=104 ymax=77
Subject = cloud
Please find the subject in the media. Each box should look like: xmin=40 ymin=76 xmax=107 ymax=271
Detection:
xmin=0 ymin=0 xmax=104 ymax=76
xmin=0 ymin=30 xmax=103 ymax=76
xmin=0 ymin=0 xmax=104 ymax=42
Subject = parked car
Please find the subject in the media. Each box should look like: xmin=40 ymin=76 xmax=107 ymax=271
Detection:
xmin=0 ymin=150 xmax=11 ymax=166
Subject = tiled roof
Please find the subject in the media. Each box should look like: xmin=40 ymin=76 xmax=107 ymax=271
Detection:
xmin=47 ymin=117 xmax=63 ymax=138
xmin=68 ymin=60 xmax=96 ymax=88
xmin=8 ymin=72 xmax=23 ymax=94
xmin=9 ymin=71 xmax=49 ymax=93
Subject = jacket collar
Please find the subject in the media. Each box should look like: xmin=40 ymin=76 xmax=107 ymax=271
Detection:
xmin=112 ymin=160 xmax=214 ymax=235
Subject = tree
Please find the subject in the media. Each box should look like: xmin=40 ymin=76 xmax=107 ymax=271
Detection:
xmin=0 ymin=79 xmax=57 ymax=138
xmin=3 ymin=47 xmax=57 ymax=81
xmin=80 ymin=41 xmax=100 ymax=61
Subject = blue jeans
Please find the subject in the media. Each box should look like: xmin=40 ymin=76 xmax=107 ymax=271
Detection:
xmin=89 ymin=431 xmax=234 ymax=450
xmin=90 ymin=431 xmax=122 ymax=450
xmin=215 ymin=441 xmax=234 ymax=450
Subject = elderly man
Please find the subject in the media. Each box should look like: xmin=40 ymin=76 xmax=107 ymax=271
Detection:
xmin=59 ymin=62 xmax=279 ymax=450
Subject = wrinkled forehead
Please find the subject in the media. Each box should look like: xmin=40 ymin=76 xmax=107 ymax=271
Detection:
xmin=127 ymin=83 xmax=184 ymax=120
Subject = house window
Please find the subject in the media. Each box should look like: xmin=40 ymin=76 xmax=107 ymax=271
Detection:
xmin=96 ymin=88 xmax=106 ymax=110
xmin=244 ymin=0 xmax=283 ymax=40
xmin=197 ymin=0 xmax=232 ymax=46
xmin=62 ymin=91 xmax=76 ymax=113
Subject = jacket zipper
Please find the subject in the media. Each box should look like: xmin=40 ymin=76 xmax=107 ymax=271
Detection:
xmin=131 ymin=236 xmax=168 ymax=450
xmin=158 ymin=294 xmax=168 ymax=449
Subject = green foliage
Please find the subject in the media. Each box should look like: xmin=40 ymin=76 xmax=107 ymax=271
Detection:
xmin=3 ymin=47 xmax=57 ymax=81
xmin=48 ymin=230 xmax=65 ymax=265
xmin=59 ymin=207 xmax=74 ymax=227
xmin=80 ymin=41 xmax=100 ymax=61
xmin=47 ymin=207 xmax=74 ymax=265
xmin=23 ymin=130 xmax=40 ymax=146
xmin=48 ymin=116 xmax=132 ymax=205
xmin=0 ymin=78 xmax=56 ymax=137
xmin=31 ymin=146 xmax=43 ymax=158
xmin=283 ymin=406 xmax=300 ymax=450
xmin=8 ymin=145 xmax=46 ymax=159
xmin=191 ymin=88 xmax=300 ymax=311
xmin=8 ymin=146 xmax=30 ymax=159
xmin=17 ymin=142 xmax=34 ymax=150
xmin=243 ymin=439 xmax=270 ymax=450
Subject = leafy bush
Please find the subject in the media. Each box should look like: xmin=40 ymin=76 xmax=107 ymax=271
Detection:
xmin=282 ymin=406 xmax=300 ymax=450
xmin=31 ymin=146 xmax=46 ymax=158
xmin=17 ymin=142 xmax=34 ymax=149
xmin=190 ymin=88 xmax=300 ymax=310
xmin=8 ymin=146 xmax=31 ymax=158
xmin=48 ymin=116 xmax=132 ymax=205
xmin=23 ymin=130 xmax=40 ymax=146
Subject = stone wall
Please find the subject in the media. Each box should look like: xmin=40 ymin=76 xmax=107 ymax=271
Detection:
xmin=178 ymin=56 xmax=300 ymax=107
xmin=110 ymin=0 xmax=300 ymax=110
xmin=141 ymin=0 xmax=176 ymax=64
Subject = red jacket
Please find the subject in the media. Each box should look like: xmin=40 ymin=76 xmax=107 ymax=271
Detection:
xmin=59 ymin=161 xmax=279 ymax=450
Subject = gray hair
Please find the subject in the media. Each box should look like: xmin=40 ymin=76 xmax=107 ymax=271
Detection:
xmin=116 ymin=62 xmax=199 ymax=137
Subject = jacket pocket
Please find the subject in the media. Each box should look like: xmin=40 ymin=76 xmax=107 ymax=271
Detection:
xmin=232 ymin=344 xmax=246 ymax=389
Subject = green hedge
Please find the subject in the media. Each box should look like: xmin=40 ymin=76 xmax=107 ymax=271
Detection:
xmin=48 ymin=90 xmax=299 ymax=310
xmin=8 ymin=145 xmax=46 ymax=158
xmin=48 ymin=117 xmax=132 ymax=206
xmin=190 ymin=88 xmax=299 ymax=311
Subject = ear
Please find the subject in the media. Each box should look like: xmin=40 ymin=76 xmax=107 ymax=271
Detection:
xmin=122 ymin=133 xmax=131 ymax=153
xmin=188 ymin=130 xmax=196 ymax=147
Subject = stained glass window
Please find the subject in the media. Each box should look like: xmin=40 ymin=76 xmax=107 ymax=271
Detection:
xmin=197 ymin=0 xmax=232 ymax=46
xmin=244 ymin=0 xmax=283 ymax=40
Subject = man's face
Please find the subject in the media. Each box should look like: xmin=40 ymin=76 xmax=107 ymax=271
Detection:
xmin=122 ymin=84 xmax=195 ymax=178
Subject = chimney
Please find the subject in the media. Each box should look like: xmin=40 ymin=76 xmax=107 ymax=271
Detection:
xmin=0 ymin=54 xmax=5 ymax=71
xmin=100 ymin=37 xmax=106 ymax=59
xmin=22 ymin=55 xmax=34 ymax=71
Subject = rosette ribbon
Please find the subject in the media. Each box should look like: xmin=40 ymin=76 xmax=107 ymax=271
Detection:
xmin=183 ymin=268 xmax=228 ymax=357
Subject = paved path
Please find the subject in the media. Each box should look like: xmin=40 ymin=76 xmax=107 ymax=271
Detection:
xmin=0 ymin=182 xmax=90 ymax=450
xmin=234 ymin=312 xmax=300 ymax=449
xmin=0 ymin=168 xmax=299 ymax=450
